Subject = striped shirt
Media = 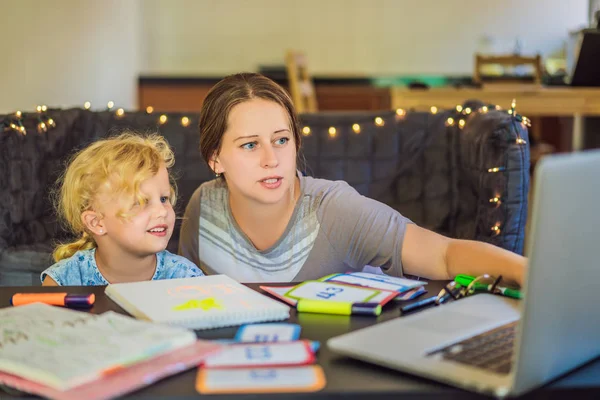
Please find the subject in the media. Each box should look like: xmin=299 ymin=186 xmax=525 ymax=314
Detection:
xmin=178 ymin=174 xmax=411 ymax=283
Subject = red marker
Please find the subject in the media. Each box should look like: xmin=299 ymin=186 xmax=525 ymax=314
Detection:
xmin=10 ymin=293 xmax=95 ymax=308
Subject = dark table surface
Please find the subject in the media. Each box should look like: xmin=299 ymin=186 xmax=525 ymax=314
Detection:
xmin=1 ymin=282 xmax=599 ymax=399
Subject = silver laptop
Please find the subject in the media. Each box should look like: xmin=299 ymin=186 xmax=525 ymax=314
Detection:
xmin=328 ymin=149 xmax=600 ymax=398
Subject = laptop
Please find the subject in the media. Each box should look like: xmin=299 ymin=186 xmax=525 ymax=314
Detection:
xmin=327 ymin=149 xmax=600 ymax=398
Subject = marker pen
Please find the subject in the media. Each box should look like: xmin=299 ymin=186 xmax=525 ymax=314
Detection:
xmin=10 ymin=293 xmax=95 ymax=308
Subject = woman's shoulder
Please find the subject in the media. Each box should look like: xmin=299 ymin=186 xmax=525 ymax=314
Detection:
xmin=300 ymin=174 xmax=359 ymax=200
xmin=190 ymin=179 xmax=229 ymax=205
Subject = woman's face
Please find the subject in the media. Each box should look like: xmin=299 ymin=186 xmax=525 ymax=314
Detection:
xmin=213 ymin=98 xmax=297 ymax=207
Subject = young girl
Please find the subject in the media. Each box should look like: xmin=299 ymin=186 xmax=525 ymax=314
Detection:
xmin=42 ymin=133 xmax=204 ymax=286
xmin=179 ymin=73 xmax=527 ymax=286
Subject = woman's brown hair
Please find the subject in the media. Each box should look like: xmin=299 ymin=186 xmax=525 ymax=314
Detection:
xmin=198 ymin=73 xmax=301 ymax=171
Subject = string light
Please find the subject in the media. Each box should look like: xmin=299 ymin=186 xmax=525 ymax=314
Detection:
xmin=458 ymin=119 xmax=466 ymax=129
xmin=36 ymin=105 xmax=43 ymax=113
xmin=116 ymin=108 xmax=125 ymax=117
xmin=146 ymin=106 xmax=154 ymax=114
xmin=487 ymin=167 xmax=505 ymax=173
xmin=107 ymin=101 xmax=114 ymax=110
xmin=159 ymin=114 xmax=168 ymax=124
xmin=41 ymin=105 xmax=47 ymax=112
xmin=489 ymin=196 xmax=501 ymax=204
xmin=302 ymin=126 xmax=311 ymax=136
xmin=395 ymin=108 xmax=406 ymax=118
xmin=495 ymin=105 xmax=501 ymax=110
xmin=374 ymin=117 xmax=384 ymax=126
xmin=181 ymin=116 xmax=190 ymax=127
xmin=481 ymin=106 xmax=488 ymax=113
xmin=456 ymin=105 xmax=463 ymax=112
xmin=46 ymin=118 xmax=55 ymax=128
xmin=84 ymin=101 xmax=91 ymax=110
xmin=491 ymin=224 xmax=501 ymax=235
xmin=516 ymin=138 xmax=527 ymax=144
xmin=328 ymin=127 xmax=337 ymax=137
xmin=446 ymin=117 xmax=455 ymax=126
xmin=37 ymin=121 xmax=47 ymax=134
xmin=464 ymin=107 xmax=472 ymax=115
xmin=508 ymin=109 xmax=513 ymax=115
xmin=15 ymin=111 xmax=22 ymax=118
xmin=430 ymin=106 xmax=438 ymax=114
xmin=352 ymin=123 xmax=361 ymax=134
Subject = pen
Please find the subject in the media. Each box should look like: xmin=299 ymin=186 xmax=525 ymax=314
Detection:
xmin=400 ymin=296 xmax=437 ymax=314
xmin=10 ymin=293 xmax=95 ymax=308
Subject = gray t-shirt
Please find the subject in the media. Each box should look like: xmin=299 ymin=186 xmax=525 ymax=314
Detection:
xmin=178 ymin=174 xmax=412 ymax=283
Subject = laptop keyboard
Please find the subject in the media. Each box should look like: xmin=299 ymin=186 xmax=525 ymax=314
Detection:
xmin=427 ymin=321 xmax=518 ymax=375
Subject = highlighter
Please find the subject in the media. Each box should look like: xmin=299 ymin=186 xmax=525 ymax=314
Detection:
xmin=10 ymin=293 xmax=95 ymax=308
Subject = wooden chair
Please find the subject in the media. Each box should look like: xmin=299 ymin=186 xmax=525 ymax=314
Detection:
xmin=285 ymin=50 xmax=318 ymax=113
xmin=474 ymin=54 xmax=544 ymax=86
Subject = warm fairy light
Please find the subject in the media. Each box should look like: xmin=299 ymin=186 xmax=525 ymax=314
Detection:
xmin=396 ymin=108 xmax=406 ymax=116
xmin=116 ymin=108 xmax=125 ymax=117
xmin=456 ymin=105 xmax=463 ymax=112
xmin=47 ymin=118 xmax=55 ymax=127
xmin=458 ymin=119 xmax=466 ymax=128
xmin=352 ymin=123 xmax=361 ymax=133
xmin=107 ymin=101 xmax=114 ymax=109
xmin=495 ymin=105 xmax=501 ymax=110
xmin=511 ymin=99 xmax=516 ymax=109
xmin=491 ymin=224 xmax=501 ymax=234
xmin=490 ymin=196 xmax=501 ymax=204
xmin=430 ymin=106 xmax=438 ymax=114
xmin=328 ymin=127 xmax=337 ymax=137
xmin=302 ymin=126 xmax=311 ymax=136
xmin=488 ymin=167 xmax=502 ymax=173
xmin=15 ymin=111 xmax=22 ymax=118
xmin=84 ymin=101 xmax=91 ymax=110
xmin=464 ymin=107 xmax=472 ymax=115
xmin=374 ymin=117 xmax=384 ymax=126
xmin=446 ymin=117 xmax=455 ymax=126
xmin=146 ymin=106 xmax=154 ymax=114
xmin=516 ymin=138 xmax=527 ymax=144
xmin=159 ymin=114 xmax=168 ymax=124
xmin=36 ymin=105 xmax=42 ymax=113
xmin=181 ymin=116 xmax=190 ymax=127
xmin=481 ymin=106 xmax=488 ymax=113
xmin=41 ymin=105 xmax=47 ymax=112
xmin=508 ymin=110 xmax=513 ymax=115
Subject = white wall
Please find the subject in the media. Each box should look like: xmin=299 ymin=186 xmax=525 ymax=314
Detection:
xmin=0 ymin=0 xmax=140 ymax=113
xmin=140 ymin=0 xmax=588 ymax=76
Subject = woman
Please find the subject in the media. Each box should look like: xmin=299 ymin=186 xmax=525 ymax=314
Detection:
xmin=179 ymin=73 xmax=526 ymax=285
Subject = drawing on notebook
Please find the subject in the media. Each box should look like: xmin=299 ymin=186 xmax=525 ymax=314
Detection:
xmin=173 ymin=298 xmax=224 ymax=311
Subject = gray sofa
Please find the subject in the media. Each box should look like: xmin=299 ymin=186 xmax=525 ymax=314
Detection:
xmin=0 ymin=102 xmax=529 ymax=286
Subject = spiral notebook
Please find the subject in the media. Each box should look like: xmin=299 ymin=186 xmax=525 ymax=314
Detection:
xmin=105 ymin=275 xmax=290 ymax=330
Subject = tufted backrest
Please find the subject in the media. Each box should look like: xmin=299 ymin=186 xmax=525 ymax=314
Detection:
xmin=0 ymin=104 xmax=529 ymax=261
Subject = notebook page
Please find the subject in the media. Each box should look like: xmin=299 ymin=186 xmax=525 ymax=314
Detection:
xmin=105 ymin=275 xmax=290 ymax=329
xmin=0 ymin=304 xmax=196 ymax=391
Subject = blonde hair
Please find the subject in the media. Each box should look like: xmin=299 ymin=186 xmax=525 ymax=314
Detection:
xmin=53 ymin=132 xmax=176 ymax=262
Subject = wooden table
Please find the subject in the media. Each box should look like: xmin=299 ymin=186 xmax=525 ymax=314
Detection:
xmin=1 ymin=283 xmax=599 ymax=399
xmin=390 ymin=86 xmax=600 ymax=151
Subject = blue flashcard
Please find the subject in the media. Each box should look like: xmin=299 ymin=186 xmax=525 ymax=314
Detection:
xmin=235 ymin=323 xmax=301 ymax=343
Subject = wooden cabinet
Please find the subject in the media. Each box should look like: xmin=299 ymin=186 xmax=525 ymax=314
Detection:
xmin=138 ymin=77 xmax=391 ymax=113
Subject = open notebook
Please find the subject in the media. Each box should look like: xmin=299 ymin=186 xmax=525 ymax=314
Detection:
xmin=0 ymin=303 xmax=220 ymax=400
xmin=105 ymin=275 xmax=291 ymax=330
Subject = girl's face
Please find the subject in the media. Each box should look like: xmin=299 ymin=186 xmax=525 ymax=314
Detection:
xmin=95 ymin=165 xmax=176 ymax=257
xmin=214 ymin=98 xmax=297 ymax=207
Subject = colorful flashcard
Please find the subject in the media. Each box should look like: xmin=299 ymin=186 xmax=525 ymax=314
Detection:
xmin=234 ymin=323 xmax=301 ymax=343
xmin=202 ymin=341 xmax=315 ymax=369
xmin=196 ymin=365 xmax=326 ymax=394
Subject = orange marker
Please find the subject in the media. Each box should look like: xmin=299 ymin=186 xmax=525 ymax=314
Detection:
xmin=10 ymin=293 xmax=95 ymax=308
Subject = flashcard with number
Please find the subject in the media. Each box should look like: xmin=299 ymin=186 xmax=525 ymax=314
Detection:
xmin=285 ymin=281 xmax=379 ymax=302
xmin=196 ymin=365 xmax=326 ymax=394
xmin=202 ymin=340 xmax=315 ymax=369
xmin=234 ymin=323 xmax=301 ymax=343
